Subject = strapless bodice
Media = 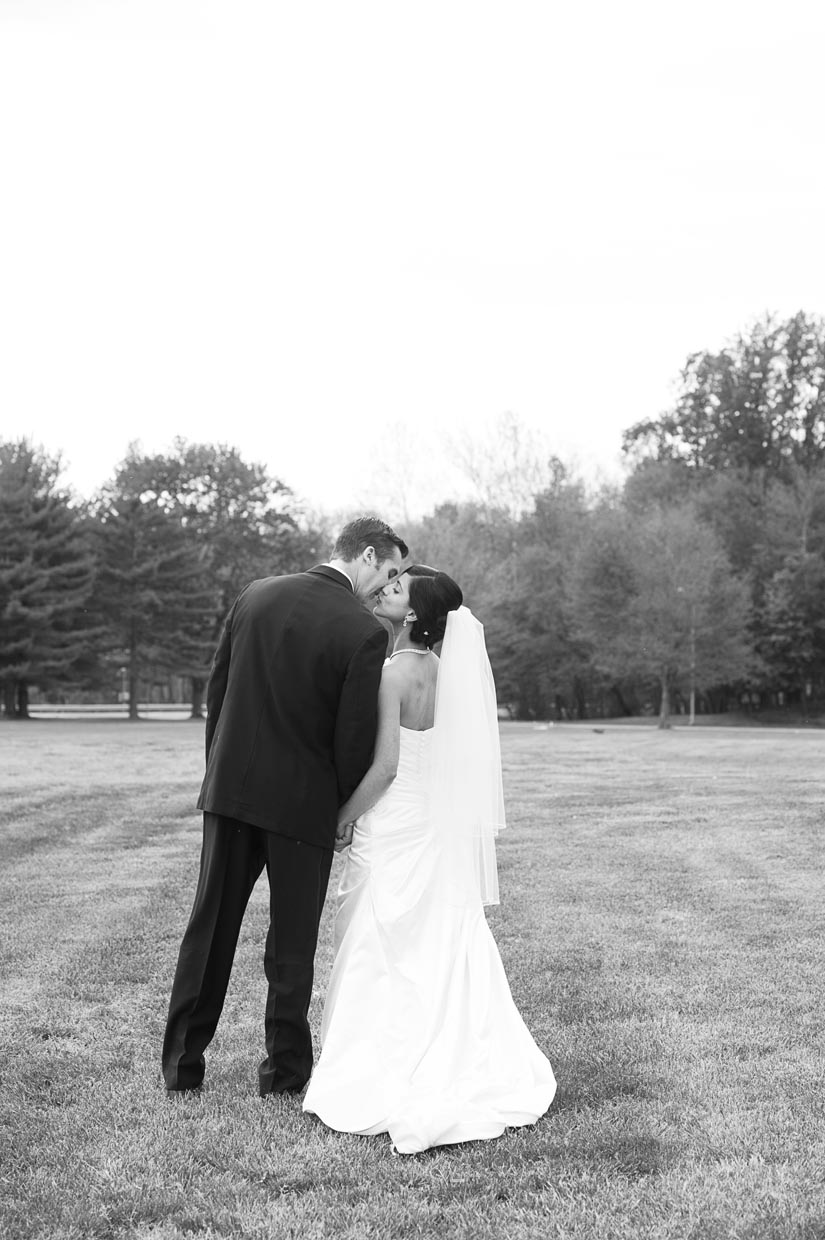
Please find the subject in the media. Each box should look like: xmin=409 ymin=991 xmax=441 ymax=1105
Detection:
xmin=355 ymin=727 xmax=433 ymax=837
xmin=397 ymin=725 xmax=434 ymax=784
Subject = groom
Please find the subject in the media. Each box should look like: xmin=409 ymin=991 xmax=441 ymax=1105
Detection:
xmin=162 ymin=516 xmax=408 ymax=1095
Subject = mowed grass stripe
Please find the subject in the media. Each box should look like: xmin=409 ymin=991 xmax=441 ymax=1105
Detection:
xmin=0 ymin=783 xmax=198 ymax=868
xmin=1 ymin=722 xmax=824 ymax=1239
xmin=0 ymin=778 xmax=202 ymax=981
xmin=497 ymin=728 xmax=824 ymax=1223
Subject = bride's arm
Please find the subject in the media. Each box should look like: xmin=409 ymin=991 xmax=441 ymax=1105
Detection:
xmin=336 ymin=671 xmax=402 ymax=835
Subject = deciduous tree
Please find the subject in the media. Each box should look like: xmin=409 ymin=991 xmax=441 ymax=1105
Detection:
xmin=623 ymin=312 xmax=825 ymax=479
xmin=572 ymin=503 xmax=757 ymax=726
xmin=102 ymin=441 xmax=323 ymax=716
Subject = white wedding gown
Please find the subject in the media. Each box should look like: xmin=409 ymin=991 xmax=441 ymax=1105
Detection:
xmin=302 ymin=725 xmax=556 ymax=1154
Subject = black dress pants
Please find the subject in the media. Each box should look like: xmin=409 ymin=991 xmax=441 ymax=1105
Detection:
xmin=162 ymin=812 xmax=334 ymax=1094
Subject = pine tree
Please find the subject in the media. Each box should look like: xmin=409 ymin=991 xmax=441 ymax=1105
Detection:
xmin=92 ymin=488 xmax=215 ymax=720
xmin=0 ymin=441 xmax=96 ymax=717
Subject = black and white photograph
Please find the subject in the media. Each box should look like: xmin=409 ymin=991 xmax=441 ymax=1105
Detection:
xmin=2 ymin=1 xmax=824 ymax=1237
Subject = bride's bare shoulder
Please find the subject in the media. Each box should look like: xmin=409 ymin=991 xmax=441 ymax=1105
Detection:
xmin=382 ymin=652 xmax=438 ymax=686
xmin=380 ymin=658 xmax=412 ymax=690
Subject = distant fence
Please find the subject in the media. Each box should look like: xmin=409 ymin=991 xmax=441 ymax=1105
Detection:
xmin=27 ymin=703 xmax=198 ymax=721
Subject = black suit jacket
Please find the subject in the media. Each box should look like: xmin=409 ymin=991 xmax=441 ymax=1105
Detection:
xmin=197 ymin=566 xmax=389 ymax=847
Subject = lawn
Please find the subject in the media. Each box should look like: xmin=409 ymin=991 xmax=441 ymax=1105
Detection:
xmin=1 ymin=720 xmax=823 ymax=1240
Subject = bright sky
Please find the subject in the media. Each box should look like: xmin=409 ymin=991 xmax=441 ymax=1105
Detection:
xmin=2 ymin=0 xmax=825 ymax=521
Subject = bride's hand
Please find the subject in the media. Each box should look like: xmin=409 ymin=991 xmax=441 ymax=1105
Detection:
xmin=334 ymin=820 xmax=355 ymax=852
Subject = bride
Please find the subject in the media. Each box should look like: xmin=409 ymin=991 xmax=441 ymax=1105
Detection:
xmin=302 ymin=565 xmax=556 ymax=1154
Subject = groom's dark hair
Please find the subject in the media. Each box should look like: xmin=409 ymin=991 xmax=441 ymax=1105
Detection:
xmin=331 ymin=517 xmax=408 ymax=564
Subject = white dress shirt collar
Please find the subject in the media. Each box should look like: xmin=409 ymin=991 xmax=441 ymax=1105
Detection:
xmin=323 ymin=562 xmax=354 ymax=590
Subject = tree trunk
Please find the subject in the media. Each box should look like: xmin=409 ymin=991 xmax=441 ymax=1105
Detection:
xmin=16 ymin=680 xmax=30 ymax=719
xmin=658 ymin=674 xmax=671 ymax=729
xmin=128 ymin=619 xmax=140 ymax=719
xmin=608 ymin=684 xmax=632 ymax=717
xmin=3 ymin=682 xmax=15 ymax=718
xmin=190 ymin=676 xmax=205 ymax=720
xmin=128 ymin=670 xmax=140 ymax=719
xmin=128 ymin=649 xmax=140 ymax=720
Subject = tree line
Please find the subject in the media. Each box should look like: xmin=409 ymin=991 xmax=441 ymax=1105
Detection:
xmin=4 ymin=311 xmax=825 ymax=726
xmin=0 ymin=440 xmax=325 ymax=719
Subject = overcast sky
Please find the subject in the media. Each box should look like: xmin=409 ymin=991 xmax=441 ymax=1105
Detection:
xmin=2 ymin=0 xmax=825 ymax=521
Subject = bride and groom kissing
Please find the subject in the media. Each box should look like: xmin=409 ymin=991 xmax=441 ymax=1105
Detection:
xmin=161 ymin=516 xmax=555 ymax=1155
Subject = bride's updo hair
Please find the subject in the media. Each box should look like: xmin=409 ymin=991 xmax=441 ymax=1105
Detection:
xmin=406 ymin=565 xmax=463 ymax=650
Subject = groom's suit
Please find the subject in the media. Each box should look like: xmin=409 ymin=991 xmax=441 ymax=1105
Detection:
xmin=162 ymin=565 xmax=388 ymax=1094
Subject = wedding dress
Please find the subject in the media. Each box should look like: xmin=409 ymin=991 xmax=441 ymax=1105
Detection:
xmin=302 ymin=610 xmax=556 ymax=1154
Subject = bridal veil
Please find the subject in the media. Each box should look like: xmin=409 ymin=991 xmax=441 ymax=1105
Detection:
xmin=430 ymin=605 xmax=506 ymax=906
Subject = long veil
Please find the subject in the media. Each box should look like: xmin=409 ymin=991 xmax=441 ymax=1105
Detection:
xmin=429 ymin=606 xmax=506 ymax=906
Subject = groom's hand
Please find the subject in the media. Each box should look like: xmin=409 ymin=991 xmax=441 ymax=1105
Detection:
xmin=334 ymin=821 xmax=354 ymax=853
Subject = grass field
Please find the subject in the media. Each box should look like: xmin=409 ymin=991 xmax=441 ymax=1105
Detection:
xmin=1 ymin=720 xmax=823 ymax=1240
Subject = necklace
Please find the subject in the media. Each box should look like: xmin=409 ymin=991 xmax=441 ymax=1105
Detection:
xmin=389 ymin=648 xmax=430 ymax=658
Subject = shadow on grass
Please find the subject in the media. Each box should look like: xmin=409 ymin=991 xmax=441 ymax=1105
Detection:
xmin=552 ymin=1062 xmax=650 ymax=1111
xmin=544 ymin=942 xmax=655 ymax=1026
xmin=534 ymin=1131 xmax=673 ymax=1182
